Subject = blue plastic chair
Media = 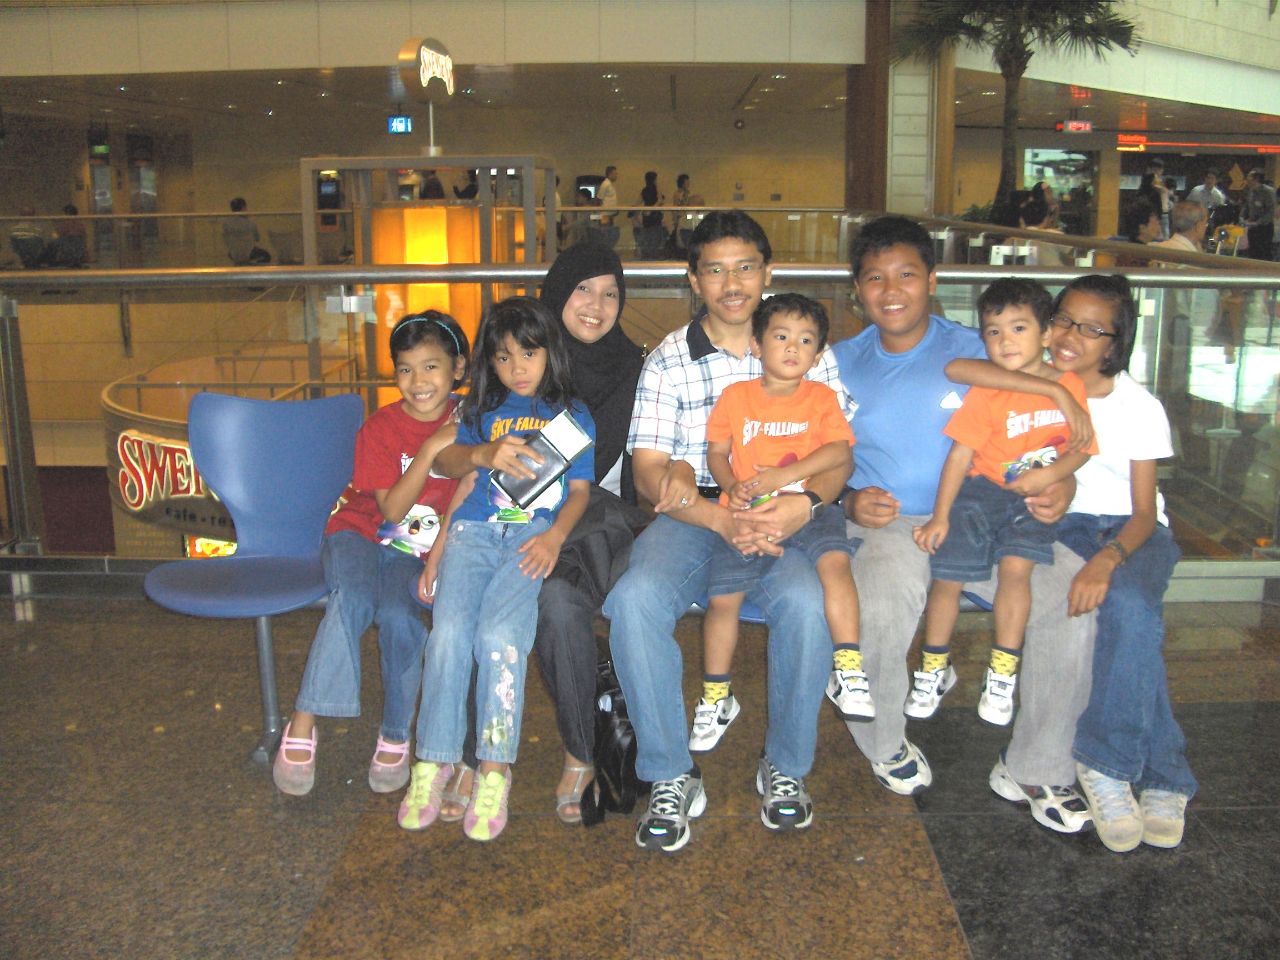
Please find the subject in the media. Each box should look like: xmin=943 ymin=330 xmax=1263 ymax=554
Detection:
xmin=144 ymin=392 xmax=364 ymax=764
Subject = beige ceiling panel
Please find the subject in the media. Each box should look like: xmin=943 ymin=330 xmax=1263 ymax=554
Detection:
xmin=694 ymin=0 xmax=789 ymax=63
xmin=138 ymin=6 xmax=231 ymax=73
xmin=411 ymin=0 xmax=506 ymax=64
xmin=601 ymin=1 xmax=695 ymax=62
xmin=789 ymin=0 xmax=866 ymax=65
xmin=319 ymin=0 xmax=413 ymax=68
xmin=50 ymin=6 xmax=141 ymax=75
xmin=505 ymin=0 xmax=601 ymax=64
xmin=0 ymin=8 xmax=52 ymax=76
xmin=228 ymin=0 xmax=321 ymax=70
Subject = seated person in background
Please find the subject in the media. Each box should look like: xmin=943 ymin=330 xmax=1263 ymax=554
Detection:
xmin=909 ymin=279 xmax=1096 ymax=726
xmin=51 ymin=204 xmax=88 ymax=267
xmin=694 ymin=292 xmax=868 ymax=759
xmin=9 ymin=207 xmax=53 ymax=268
xmin=222 ymin=197 xmax=271 ymax=265
xmin=1020 ymin=189 xmax=1073 ymax=267
xmin=1098 ymin=198 xmax=1160 ymax=267
xmin=420 ymin=169 xmax=446 ymax=199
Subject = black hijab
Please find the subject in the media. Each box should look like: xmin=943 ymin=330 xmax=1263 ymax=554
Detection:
xmin=539 ymin=243 xmax=643 ymax=487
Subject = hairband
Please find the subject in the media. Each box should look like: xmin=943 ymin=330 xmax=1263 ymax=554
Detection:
xmin=393 ymin=314 xmax=464 ymax=355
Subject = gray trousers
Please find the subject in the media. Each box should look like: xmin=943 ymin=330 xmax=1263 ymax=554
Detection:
xmin=847 ymin=514 xmax=1095 ymax=787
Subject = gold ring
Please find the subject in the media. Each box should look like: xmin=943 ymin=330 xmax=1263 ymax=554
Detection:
xmin=766 ymin=535 xmax=775 ymax=543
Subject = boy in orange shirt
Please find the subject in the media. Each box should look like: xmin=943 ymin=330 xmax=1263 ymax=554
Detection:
xmin=911 ymin=279 xmax=1096 ymax=727
xmin=691 ymin=293 xmax=864 ymax=759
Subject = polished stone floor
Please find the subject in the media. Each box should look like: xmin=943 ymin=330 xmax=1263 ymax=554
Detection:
xmin=2 ymin=596 xmax=1277 ymax=960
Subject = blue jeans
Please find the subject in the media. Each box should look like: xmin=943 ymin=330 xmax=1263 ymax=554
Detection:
xmin=294 ymin=530 xmax=428 ymax=741
xmin=1062 ymin=514 xmax=1197 ymax=799
xmin=603 ymin=513 xmax=831 ymax=782
xmin=414 ymin=518 xmax=549 ymax=765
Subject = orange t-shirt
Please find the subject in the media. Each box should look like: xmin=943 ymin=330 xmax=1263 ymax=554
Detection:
xmin=706 ymin=378 xmax=854 ymax=501
xmin=945 ymin=371 xmax=1097 ymax=486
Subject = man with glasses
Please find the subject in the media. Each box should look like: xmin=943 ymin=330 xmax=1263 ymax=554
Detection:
xmin=831 ymin=216 xmax=1097 ymax=837
xmin=605 ymin=210 xmax=854 ymax=852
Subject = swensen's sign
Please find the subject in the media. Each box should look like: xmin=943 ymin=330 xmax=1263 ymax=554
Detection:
xmin=399 ymin=37 xmax=454 ymax=99
xmin=104 ymin=410 xmax=233 ymax=536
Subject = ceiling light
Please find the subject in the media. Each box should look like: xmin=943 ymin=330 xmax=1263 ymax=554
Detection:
xmin=264 ymin=109 xmax=274 ymax=117
xmin=836 ymin=95 xmax=847 ymax=101
xmin=275 ymin=79 xmax=285 ymax=86
xmin=760 ymin=86 xmax=774 ymax=93
xmin=772 ymin=73 xmax=787 ymax=80
xmin=954 ymin=99 xmax=961 ymax=105
xmin=623 ymin=105 xmax=636 ymax=111
xmin=118 ymin=85 xmax=128 ymax=92
xmin=225 ymin=104 xmax=237 ymax=110
xmin=318 ymin=91 xmax=329 ymax=98
xmin=602 ymin=73 xmax=618 ymax=80
xmin=744 ymin=105 xmax=756 ymax=111
xmin=981 ymin=90 xmax=997 ymax=96
xmin=37 ymin=98 xmax=52 ymax=104
xmin=462 ymin=87 xmax=474 ymax=95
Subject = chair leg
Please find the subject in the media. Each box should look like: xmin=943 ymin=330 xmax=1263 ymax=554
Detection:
xmin=251 ymin=615 xmax=283 ymax=766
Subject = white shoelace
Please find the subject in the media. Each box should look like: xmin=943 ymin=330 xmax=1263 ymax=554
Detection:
xmin=1082 ymin=770 xmax=1136 ymax=822
xmin=649 ymin=778 xmax=690 ymax=817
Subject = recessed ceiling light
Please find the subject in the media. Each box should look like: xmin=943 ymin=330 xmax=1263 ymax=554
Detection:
xmin=835 ymin=95 xmax=847 ymax=101
xmin=318 ymin=91 xmax=329 ymax=98
xmin=760 ymin=86 xmax=774 ymax=93
xmin=275 ymin=79 xmax=285 ymax=86
xmin=772 ymin=73 xmax=787 ymax=80
xmin=226 ymin=103 xmax=237 ymax=110
xmin=744 ymin=105 xmax=756 ymax=111
xmin=118 ymin=85 xmax=128 ymax=92
xmin=602 ymin=73 xmax=618 ymax=80
xmin=264 ymin=109 xmax=274 ymax=117
xmin=954 ymin=99 xmax=962 ymax=104
xmin=37 ymin=98 xmax=52 ymax=104
xmin=981 ymin=90 xmax=997 ymax=96
xmin=462 ymin=87 xmax=474 ymax=95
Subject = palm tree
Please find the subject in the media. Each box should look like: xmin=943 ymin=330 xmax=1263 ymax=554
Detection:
xmin=894 ymin=0 xmax=1139 ymax=220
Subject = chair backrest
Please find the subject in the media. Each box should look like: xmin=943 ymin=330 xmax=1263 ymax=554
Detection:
xmin=187 ymin=392 xmax=363 ymax=557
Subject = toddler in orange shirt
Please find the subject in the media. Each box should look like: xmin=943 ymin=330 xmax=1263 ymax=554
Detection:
xmin=910 ymin=279 xmax=1096 ymax=727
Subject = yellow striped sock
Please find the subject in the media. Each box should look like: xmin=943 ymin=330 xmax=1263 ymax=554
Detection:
xmin=703 ymin=680 xmax=731 ymax=704
xmin=833 ymin=647 xmax=863 ymax=672
xmin=989 ymin=648 xmax=1021 ymax=677
xmin=922 ymin=650 xmax=951 ymax=674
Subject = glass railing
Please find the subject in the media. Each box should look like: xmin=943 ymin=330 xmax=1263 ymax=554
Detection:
xmin=1 ymin=226 xmax=1277 ymax=581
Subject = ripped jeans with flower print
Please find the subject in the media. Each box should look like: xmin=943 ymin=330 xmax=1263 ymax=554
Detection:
xmin=414 ymin=517 xmax=549 ymax=766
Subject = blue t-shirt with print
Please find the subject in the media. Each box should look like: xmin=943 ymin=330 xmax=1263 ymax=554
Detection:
xmin=453 ymin=394 xmax=596 ymax=524
xmin=831 ymin=315 xmax=985 ymax=516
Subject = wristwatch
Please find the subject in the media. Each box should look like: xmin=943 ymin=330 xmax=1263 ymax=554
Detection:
xmin=801 ymin=490 xmax=825 ymax=520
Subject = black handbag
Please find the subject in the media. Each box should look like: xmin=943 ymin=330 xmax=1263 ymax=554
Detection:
xmin=581 ymin=657 xmax=649 ymax=827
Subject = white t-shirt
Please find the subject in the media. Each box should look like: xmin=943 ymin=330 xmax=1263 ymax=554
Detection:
xmin=1069 ymin=372 xmax=1172 ymax=525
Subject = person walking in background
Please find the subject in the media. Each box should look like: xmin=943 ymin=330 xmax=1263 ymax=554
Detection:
xmin=635 ymin=171 xmax=665 ymax=259
xmin=1186 ymin=170 xmax=1227 ymax=212
xmin=598 ymin=165 xmax=619 ymax=249
xmin=1242 ymin=168 xmax=1276 ymax=261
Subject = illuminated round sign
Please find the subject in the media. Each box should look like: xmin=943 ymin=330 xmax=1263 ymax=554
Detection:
xmin=399 ymin=37 xmax=455 ymax=100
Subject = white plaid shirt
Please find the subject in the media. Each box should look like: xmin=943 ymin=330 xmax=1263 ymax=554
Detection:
xmin=627 ymin=316 xmax=855 ymax=486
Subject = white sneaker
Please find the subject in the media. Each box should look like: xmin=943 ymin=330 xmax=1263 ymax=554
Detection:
xmin=1140 ymin=789 xmax=1189 ymax=848
xmin=977 ymin=668 xmax=1017 ymax=726
xmin=1076 ymin=762 xmax=1142 ymax=853
xmin=825 ymin=667 xmax=875 ymax=721
xmin=904 ymin=664 xmax=957 ymax=720
xmin=688 ymin=694 xmax=741 ymax=753
xmin=870 ymin=739 xmax=932 ymax=796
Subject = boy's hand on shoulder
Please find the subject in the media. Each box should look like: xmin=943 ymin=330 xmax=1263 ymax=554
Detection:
xmin=845 ymin=486 xmax=901 ymax=528
xmin=912 ymin=518 xmax=947 ymax=554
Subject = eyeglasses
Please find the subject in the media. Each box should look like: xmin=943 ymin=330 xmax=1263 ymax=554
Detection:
xmin=1052 ymin=313 xmax=1118 ymax=340
xmin=696 ymin=261 xmax=763 ymax=282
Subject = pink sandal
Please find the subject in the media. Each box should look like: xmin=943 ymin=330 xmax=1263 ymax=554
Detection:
xmin=272 ymin=721 xmax=317 ymax=797
xmin=368 ymin=736 xmax=411 ymax=793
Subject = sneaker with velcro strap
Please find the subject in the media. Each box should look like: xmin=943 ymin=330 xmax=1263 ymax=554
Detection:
xmin=977 ymin=667 xmax=1017 ymax=726
xmin=825 ymin=667 xmax=875 ymax=721
xmin=688 ymin=693 xmax=741 ymax=753
xmin=904 ymin=664 xmax=957 ymax=720
xmin=755 ymin=755 xmax=813 ymax=831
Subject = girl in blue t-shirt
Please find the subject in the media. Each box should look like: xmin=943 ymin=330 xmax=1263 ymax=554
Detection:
xmin=398 ymin=297 xmax=595 ymax=842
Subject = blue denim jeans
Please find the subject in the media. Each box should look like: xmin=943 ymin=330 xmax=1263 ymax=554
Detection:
xmin=414 ymin=518 xmax=549 ymax=766
xmin=294 ymin=530 xmax=428 ymax=741
xmin=603 ymin=513 xmax=831 ymax=782
xmin=1061 ymin=514 xmax=1197 ymax=799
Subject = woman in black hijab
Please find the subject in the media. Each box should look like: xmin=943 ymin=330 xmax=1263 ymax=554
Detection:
xmin=535 ymin=243 xmax=646 ymax=823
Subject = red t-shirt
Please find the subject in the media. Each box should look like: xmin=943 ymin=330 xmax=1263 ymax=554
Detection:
xmin=326 ymin=399 xmax=458 ymax=546
xmin=706 ymin=378 xmax=854 ymax=501
xmin=945 ymin=371 xmax=1097 ymax=486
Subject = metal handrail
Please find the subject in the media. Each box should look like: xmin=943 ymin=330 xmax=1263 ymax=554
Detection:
xmin=3 ymin=261 xmax=1279 ymax=291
